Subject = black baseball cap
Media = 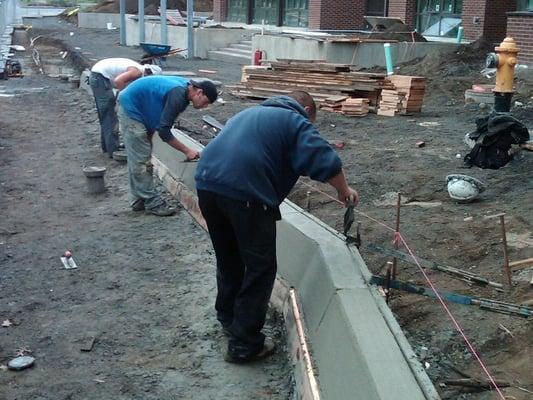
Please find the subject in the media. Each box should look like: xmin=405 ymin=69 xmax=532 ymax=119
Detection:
xmin=190 ymin=80 xmax=218 ymax=103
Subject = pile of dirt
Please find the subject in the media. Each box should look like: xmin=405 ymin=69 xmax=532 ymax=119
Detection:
xmin=89 ymin=0 xmax=213 ymax=14
xmin=399 ymin=40 xmax=492 ymax=79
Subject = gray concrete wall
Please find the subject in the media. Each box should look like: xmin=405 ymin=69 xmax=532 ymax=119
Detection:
xmin=252 ymin=34 xmax=456 ymax=68
xmin=78 ymin=12 xmax=122 ymax=29
xmin=78 ymin=13 xmax=251 ymax=59
xmin=150 ymin=130 xmax=440 ymax=400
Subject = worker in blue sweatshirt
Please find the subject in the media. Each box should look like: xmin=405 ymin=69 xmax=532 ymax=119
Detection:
xmin=118 ymin=76 xmax=217 ymax=216
xmin=195 ymin=91 xmax=359 ymax=363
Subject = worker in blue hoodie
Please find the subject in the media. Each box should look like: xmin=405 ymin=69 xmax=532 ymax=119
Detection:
xmin=195 ymin=91 xmax=358 ymax=363
xmin=118 ymin=76 xmax=217 ymax=216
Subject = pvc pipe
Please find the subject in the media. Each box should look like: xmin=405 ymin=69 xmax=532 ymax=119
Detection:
xmin=384 ymin=42 xmax=394 ymax=76
xmin=187 ymin=0 xmax=194 ymax=58
xmin=138 ymin=0 xmax=144 ymax=43
xmin=456 ymin=26 xmax=464 ymax=44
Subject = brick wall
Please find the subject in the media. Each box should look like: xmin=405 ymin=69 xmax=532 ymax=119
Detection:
xmin=507 ymin=13 xmax=533 ymax=65
xmin=309 ymin=0 xmax=365 ymax=30
xmin=388 ymin=0 xmax=417 ymax=29
xmin=483 ymin=0 xmax=516 ymax=43
xmin=463 ymin=0 xmax=515 ymax=44
xmin=213 ymin=0 xmax=227 ymax=22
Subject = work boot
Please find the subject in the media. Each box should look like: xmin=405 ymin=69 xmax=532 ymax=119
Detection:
xmin=131 ymin=198 xmax=145 ymax=212
xmin=224 ymin=338 xmax=275 ymax=364
xmin=145 ymin=203 xmax=177 ymax=217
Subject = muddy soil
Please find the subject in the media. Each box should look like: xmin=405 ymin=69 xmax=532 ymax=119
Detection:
xmin=0 ymin=19 xmax=292 ymax=400
xmin=1 ymin=15 xmax=532 ymax=400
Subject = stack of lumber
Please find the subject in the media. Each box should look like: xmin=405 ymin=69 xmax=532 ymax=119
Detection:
xmin=384 ymin=75 xmax=426 ymax=115
xmin=320 ymin=96 xmax=348 ymax=112
xmin=341 ymin=98 xmax=370 ymax=117
xmin=377 ymin=89 xmax=405 ymax=117
xmin=228 ymin=60 xmax=393 ymax=106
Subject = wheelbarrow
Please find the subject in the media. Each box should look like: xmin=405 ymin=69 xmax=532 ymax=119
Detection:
xmin=139 ymin=42 xmax=186 ymax=66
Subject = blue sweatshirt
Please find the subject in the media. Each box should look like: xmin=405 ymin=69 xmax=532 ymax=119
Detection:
xmin=118 ymin=75 xmax=189 ymax=141
xmin=195 ymin=96 xmax=342 ymax=207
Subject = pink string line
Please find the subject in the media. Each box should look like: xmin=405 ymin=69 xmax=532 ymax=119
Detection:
xmin=299 ymin=180 xmax=505 ymax=398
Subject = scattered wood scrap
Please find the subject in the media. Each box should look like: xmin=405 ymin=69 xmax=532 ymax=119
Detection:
xmin=443 ymin=378 xmax=510 ymax=390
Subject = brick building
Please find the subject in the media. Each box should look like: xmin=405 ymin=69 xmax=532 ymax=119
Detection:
xmin=213 ymin=0 xmax=533 ymax=64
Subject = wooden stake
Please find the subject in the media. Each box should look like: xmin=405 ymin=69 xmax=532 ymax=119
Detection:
xmin=391 ymin=192 xmax=402 ymax=281
xmin=499 ymin=214 xmax=512 ymax=287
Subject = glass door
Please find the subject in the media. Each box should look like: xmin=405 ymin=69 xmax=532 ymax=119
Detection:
xmin=252 ymin=0 xmax=280 ymax=25
xmin=283 ymin=0 xmax=308 ymax=27
xmin=228 ymin=0 xmax=249 ymax=23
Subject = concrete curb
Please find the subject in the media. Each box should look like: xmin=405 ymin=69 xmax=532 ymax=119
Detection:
xmin=152 ymin=129 xmax=440 ymax=400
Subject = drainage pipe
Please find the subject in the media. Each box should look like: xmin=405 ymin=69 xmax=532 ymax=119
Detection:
xmin=456 ymin=26 xmax=463 ymax=44
xmin=384 ymin=43 xmax=393 ymax=75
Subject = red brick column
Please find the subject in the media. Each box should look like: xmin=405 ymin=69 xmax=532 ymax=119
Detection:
xmin=388 ymin=0 xmax=417 ymax=29
xmin=213 ymin=0 xmax=227 ymax=22
xmin=507 ymin=13 xmax=533 ymax=66
xmin=309 ymin=0 xmax=365 ymax=30
xmin=462 ymin=0 xmax=515 ymax=43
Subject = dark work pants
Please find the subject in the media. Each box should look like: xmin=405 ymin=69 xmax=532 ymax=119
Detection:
xmin=89 ymin=72 xmax=119 ymax=157
xmin=197 ymin=190 xmax=278 ymax=357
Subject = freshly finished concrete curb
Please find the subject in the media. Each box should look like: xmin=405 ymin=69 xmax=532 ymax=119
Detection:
xmin=152 ymin=130 xmax=440 ymax=400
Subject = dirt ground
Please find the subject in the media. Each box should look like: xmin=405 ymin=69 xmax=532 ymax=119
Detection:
xmin=1 ymin=15 xmax=532 ymax=400
xmin=0 ymin=18 xmax=292 ymax=400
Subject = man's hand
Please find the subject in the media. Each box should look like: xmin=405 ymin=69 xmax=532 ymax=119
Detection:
xmin=327 ymin=171 xmax=359 ymax=207
xmin=185 ymin=148 xmax=200 ymax=161
xmin=338 ymin=188 xmax=359 ymax=207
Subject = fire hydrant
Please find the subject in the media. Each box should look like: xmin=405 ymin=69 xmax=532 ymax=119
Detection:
xmin=486 ymin=37 xmax=520 ymax=112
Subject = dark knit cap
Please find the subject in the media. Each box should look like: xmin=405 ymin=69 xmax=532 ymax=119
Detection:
xmin=190 ymin=79 xmax=218 ymax=103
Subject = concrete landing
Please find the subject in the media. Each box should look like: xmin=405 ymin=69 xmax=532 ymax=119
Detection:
xmin=151 ymin=130 xmax=440 ymax=400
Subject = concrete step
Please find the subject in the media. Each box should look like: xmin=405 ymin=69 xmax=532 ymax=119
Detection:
xmin=230 ymin=43 xmax=252 ymax=51
xmin=219 ymin=47 xmax=251 ymax=56
xmin=240 ymin=40 xmax=252 ymax=46
xmin=207 ymin=50 xmax=251 ymax=64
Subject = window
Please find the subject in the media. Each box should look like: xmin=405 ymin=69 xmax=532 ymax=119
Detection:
xmin=416 ymin=0 xmax=463 ymax=38
xmin=517 ymin=0 xmax=533 ymax=11
xmin=366 ymin=0 xmax=386 ymax=16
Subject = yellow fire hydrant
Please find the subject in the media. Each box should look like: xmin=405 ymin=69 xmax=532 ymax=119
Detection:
xmin=486 ymin=37 xmax=520 ymax=112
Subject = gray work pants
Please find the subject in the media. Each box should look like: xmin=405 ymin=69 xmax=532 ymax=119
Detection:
xmin=117 ymin=106 xmax=164 ymax=210
xmin=89 ymin=72 xmax=119 ymax=157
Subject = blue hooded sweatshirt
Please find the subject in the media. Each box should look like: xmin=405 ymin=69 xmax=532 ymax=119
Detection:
xmin=195 ymin=96 xmax=342 ymax=208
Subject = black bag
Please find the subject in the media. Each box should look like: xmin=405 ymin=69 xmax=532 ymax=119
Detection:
xmin=464 ymin=113 xmax=529 ymax=169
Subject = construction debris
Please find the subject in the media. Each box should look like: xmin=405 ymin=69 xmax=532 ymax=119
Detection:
xmin=369 ymin=275 xmax=532 ymax=317
xmin=366 ymin=243 xmax=503 ymax=289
